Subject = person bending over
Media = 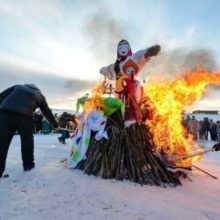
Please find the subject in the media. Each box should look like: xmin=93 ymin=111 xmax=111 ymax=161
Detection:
xmin=0 ymin=84 xmax=58 ymax=178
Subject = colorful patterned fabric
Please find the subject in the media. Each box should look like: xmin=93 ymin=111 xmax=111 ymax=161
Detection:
xmin=67 ymin=110 xmax=108 ymax=168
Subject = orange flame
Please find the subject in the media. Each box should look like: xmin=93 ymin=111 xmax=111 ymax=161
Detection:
xmin=144 ymin=66 xmax=220 ymax=166
xmin=84 ymin=81 xmax=104 ymax=115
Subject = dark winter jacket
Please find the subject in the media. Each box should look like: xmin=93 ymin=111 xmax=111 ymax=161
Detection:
xmin=210 ymin=123 xmax=218 ymax=134
xmin=0 ymin=84 xmax=58 ymax=128
xmin=202 ymin=120 xmax=210 ymax=130
xmin=58 ymin=112 xmax=69 ymax=128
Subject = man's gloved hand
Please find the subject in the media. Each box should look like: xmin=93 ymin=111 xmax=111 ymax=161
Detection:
xmin=145 ymin=45 xmax=161 ymax=58
xmin=212 ymin=142 xmax=220 ymax=151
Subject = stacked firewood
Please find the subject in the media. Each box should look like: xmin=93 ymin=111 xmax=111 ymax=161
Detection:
xmin=76 ymin=109 xmax=181 ymax=186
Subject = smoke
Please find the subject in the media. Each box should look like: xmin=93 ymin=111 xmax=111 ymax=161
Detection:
xmin=81 ymin=6 xmax=218 ymax=78
xmin=141 ymin=48 xmax=218 ymax=81
xmin=182 ymin=49 xmax=218 ymax=72
xmin=81 ymin=6 xmax=127 ymax=62
xmin=141 ymin=52 xmax=180 ymax=81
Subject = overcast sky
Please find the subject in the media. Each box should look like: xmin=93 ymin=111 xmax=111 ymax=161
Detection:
xmin=0 ymin=0 xmax=220 ymax=111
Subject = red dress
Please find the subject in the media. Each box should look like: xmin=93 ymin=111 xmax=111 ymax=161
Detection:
xmin=123 ymin=78 xmax=142 ymax=122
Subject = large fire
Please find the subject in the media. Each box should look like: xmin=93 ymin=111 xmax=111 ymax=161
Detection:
xmin=145 ymin=66 xmax=220 ymax=167
xmin=84 ymin=67 xmax=220 ymax=168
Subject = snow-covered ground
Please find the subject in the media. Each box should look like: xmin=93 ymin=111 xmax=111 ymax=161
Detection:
xmin=0 ymin=134 xmax=220 ymax=220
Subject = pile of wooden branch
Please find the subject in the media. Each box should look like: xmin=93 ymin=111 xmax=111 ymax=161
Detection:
xmin=76 ymin=109 xmax=181 ymax=187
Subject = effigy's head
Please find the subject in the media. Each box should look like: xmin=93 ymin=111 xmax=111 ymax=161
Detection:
xmin=117 ymin=39 xmax=132 ymax=59
xmin=122 ymin=58 xmax=139 ymax=77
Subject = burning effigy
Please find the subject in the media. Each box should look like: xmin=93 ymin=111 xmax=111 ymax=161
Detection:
xmin=66 ymin=40 xmax=220 ymax=187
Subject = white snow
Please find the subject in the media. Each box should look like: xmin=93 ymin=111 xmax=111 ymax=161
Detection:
xmin=0 ymin=134 xmax=220 ymax=220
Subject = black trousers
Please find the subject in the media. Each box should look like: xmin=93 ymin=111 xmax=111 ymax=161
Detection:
xmin=0 ymin=110 xmax=34 ymax=175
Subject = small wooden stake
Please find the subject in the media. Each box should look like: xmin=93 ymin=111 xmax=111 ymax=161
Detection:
xmin=193 ymin=165 xmax=218 ymax=180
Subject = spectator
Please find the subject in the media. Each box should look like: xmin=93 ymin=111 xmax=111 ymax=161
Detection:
xmin=0 ymin=84 xmax=58 ymax=177
xmin=42 ymin=117 xmax=51 ymax=134
xmin=188 ymin=116 xmax=200 ymax=140
xmin=217 ymin=121 xmax=220 ymax=141
xmin=58 ymin=112 xmax=70 ymax=144
xmin=210 ymin=121 xmax=218 ymax=141
xmin=198 ymin=120 xmax=205 ymax=140
xmin=209 ymin=119 xmax=214 ymax=140
xmin=203 ymin=117 xmax=210 ymax=140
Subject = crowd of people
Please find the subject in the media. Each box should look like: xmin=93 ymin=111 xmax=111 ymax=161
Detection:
xmin=34 ymin=110 xmax=220 ymax=143
xmin=34 ymin=111 xmax=220 ymax=143
xmin=183 ymin=115 xmax=220 ymax=141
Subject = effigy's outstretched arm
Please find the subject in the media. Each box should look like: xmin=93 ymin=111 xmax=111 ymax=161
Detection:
xmin=127 ymin=45 xmax=161 ymax=74
xmin=100 ymin=63 xmax=116 ymax=80
xmin=144 ymin=45 xmax=161 ymax=59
